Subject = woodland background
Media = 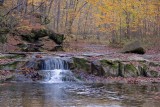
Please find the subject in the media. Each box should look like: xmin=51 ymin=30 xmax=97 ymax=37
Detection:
xmin=0 ymin=0 xmax=159 ymax=52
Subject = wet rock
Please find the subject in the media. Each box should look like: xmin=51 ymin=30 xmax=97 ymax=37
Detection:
xmin=20 ymin=67 xmax=42 ymax=81
xmin=91 ymin=60 xmax=104 ymax=76
xmin=73 ymin=58 xmax=139 ymax=77
xmin=67 ymin=58 xmax=75 ymax=70
xmin=73 ymin=57 xmax=91 ymax=73
xmin=147 ymin=70 xmax=159 ymax=77
xmin=23 ymin=59 xmax=43 ymax=70
xmin=122 ymin=63 xmax=139 ymax=77
xmin=100 ymin=60 xmax=119 ymax=77
xmin=138 ymin=63 xmax=160 ymax=77
xmin=122 ymin=41 xmax=145 ymax=54
xmin=91 ymin=59 xmax=120 ymax=77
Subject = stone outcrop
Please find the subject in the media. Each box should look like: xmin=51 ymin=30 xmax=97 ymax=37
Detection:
xmin=122 ymin=41 xmax=145 ymax=54
xmin=71 ymin=57 xmax=160 ymax=78
xmin=49 ymin=32 xmax=65 ymax=45
xmin=1 ymin=53 xmax=159 ymax=82
xmin=72 ymin=57 xmax=91 ymax=73
xmin=14 ymin=28 xmax=65 ymax=52
xmin=19 ymin=29 xmax=49 ymax=42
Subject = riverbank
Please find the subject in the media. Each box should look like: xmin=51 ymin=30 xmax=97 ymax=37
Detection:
xmin=0 ymin=37 xmax=160 ymax=84
xmin=1 ymin=51 xmax=160 ymax=84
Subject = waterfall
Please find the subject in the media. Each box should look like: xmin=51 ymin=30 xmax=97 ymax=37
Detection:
xmin=41 ymin=57 xmax=69 ymax=70
xmin=37 ymin=57 xmax=77 ymax=83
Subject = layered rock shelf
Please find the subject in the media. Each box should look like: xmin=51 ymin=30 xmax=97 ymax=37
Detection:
xmin=0 ymin=53 xmax=160 ymax=83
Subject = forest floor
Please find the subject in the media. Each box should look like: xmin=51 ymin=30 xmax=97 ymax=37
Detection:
xmin=60 ymin=40 xmax=160 ymax=62
xmin=1 ymin=36 xmax=160 ymax=62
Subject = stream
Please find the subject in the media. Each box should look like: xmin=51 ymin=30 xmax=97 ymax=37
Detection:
xmin=0 ymin=82 xmax=160 ymax=107
xmin=0 ymin=56 xmax=160 ymax=107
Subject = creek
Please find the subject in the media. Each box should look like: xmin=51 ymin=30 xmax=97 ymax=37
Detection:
xmin=0 ymin=55 xmax=160 ymax=107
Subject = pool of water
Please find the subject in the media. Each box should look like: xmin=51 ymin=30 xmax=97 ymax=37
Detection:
xmin=0 ymin=82 xmax=160 ymax=107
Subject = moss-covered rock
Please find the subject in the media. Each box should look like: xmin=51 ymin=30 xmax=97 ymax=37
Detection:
xmin=0 ymin=61 xmax=26 ymax=70
xmin=123 ymin=64 xmax=138 ymax=77
xmin=73 ymin=57 xmax=91 ymax=73
xmin=100 ymin=60 xmax=119 ymax=69
xmin=31 ymin=29 xmax=48 ymax=39
xmin=71 ymin=57 xmax=160 ymax=78
xmin=49 ymin=32 xmax=65 ymax=45
xmin=91 ymin=59 xmax=119 ymax=77
xmin=90 ymin=59 xmax=141 ymax=77
xmin=17 ymin=43 xmax=43 ymax=52
xmin=20 ymin=29 xmax=49 ymax=42
xmin=19 ymin=28 xmax=65 ymax=45
xmin=100 ymin=60 xmax=119 ymax=77
xmin=0 ymin=54 xmax=26 ymax=59
xmin=147 ymin=70 xmax=159 ymax=77
xmin=20 ymin=33 xmax=36 ymax=42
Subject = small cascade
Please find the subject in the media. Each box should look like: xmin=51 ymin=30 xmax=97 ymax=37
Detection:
xmin=41 ymin=57 xmax=69 ymax=70
xmin=16 ymin=56 xmax=78 ymax=83
xmin=37 ymin=57 xmax=77 ymax=83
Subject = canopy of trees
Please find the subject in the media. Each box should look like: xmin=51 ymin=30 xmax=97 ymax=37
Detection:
xmin=0 ymin=0 xmax=160 ymax=43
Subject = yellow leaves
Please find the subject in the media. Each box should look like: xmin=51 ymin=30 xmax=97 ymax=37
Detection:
xmin=86 ymin=0 xmax=158 ymax=34
xmin=27 ymin=0 xmax=49 ymax=6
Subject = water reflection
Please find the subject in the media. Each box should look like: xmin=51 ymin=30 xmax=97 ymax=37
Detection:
xmin=0 ymin=83 xmax=160 ymax=107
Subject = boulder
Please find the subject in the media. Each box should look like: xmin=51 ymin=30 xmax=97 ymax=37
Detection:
xmin=122 ymin=63 xmax=139 ymax=77
xmin=91 ymin=59 xmax=139 ymax=77
xmin=100 ymin=60 xmax=119 ymax=77
xmin=138 ymin=64 xmax=160 ymax=77
xmin=91 ymin=60 xmax=105 ymax=76
xmin=147 ymin=70 xmax=159 ymax=77
xmin=20 ymin=33 xmax=36 ymax=42
xmin=49 ymin=32 xmax=65 ymax=45
xmin=91 ymin=60 xmax=119 ymax=77
xmin=122 ymin=41 xmax=145 ymax=54
xmin=31 ymin=29 xmax=48 ymax=39
xmin=20 ymin=29 xmax=48 ymax=42
xmin=73 ymin=57 xmax=91 ymax=73
xmin=19 ymin=29 xmax=65 ymax=45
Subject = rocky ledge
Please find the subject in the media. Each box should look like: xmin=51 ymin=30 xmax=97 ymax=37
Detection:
xmin=0 ymin=53 xmax=160 ymax=84
xmin=71 ymin=56 xmax=160 ymax=78
xmin=70 ymin=56 xmax=160 ymax=84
